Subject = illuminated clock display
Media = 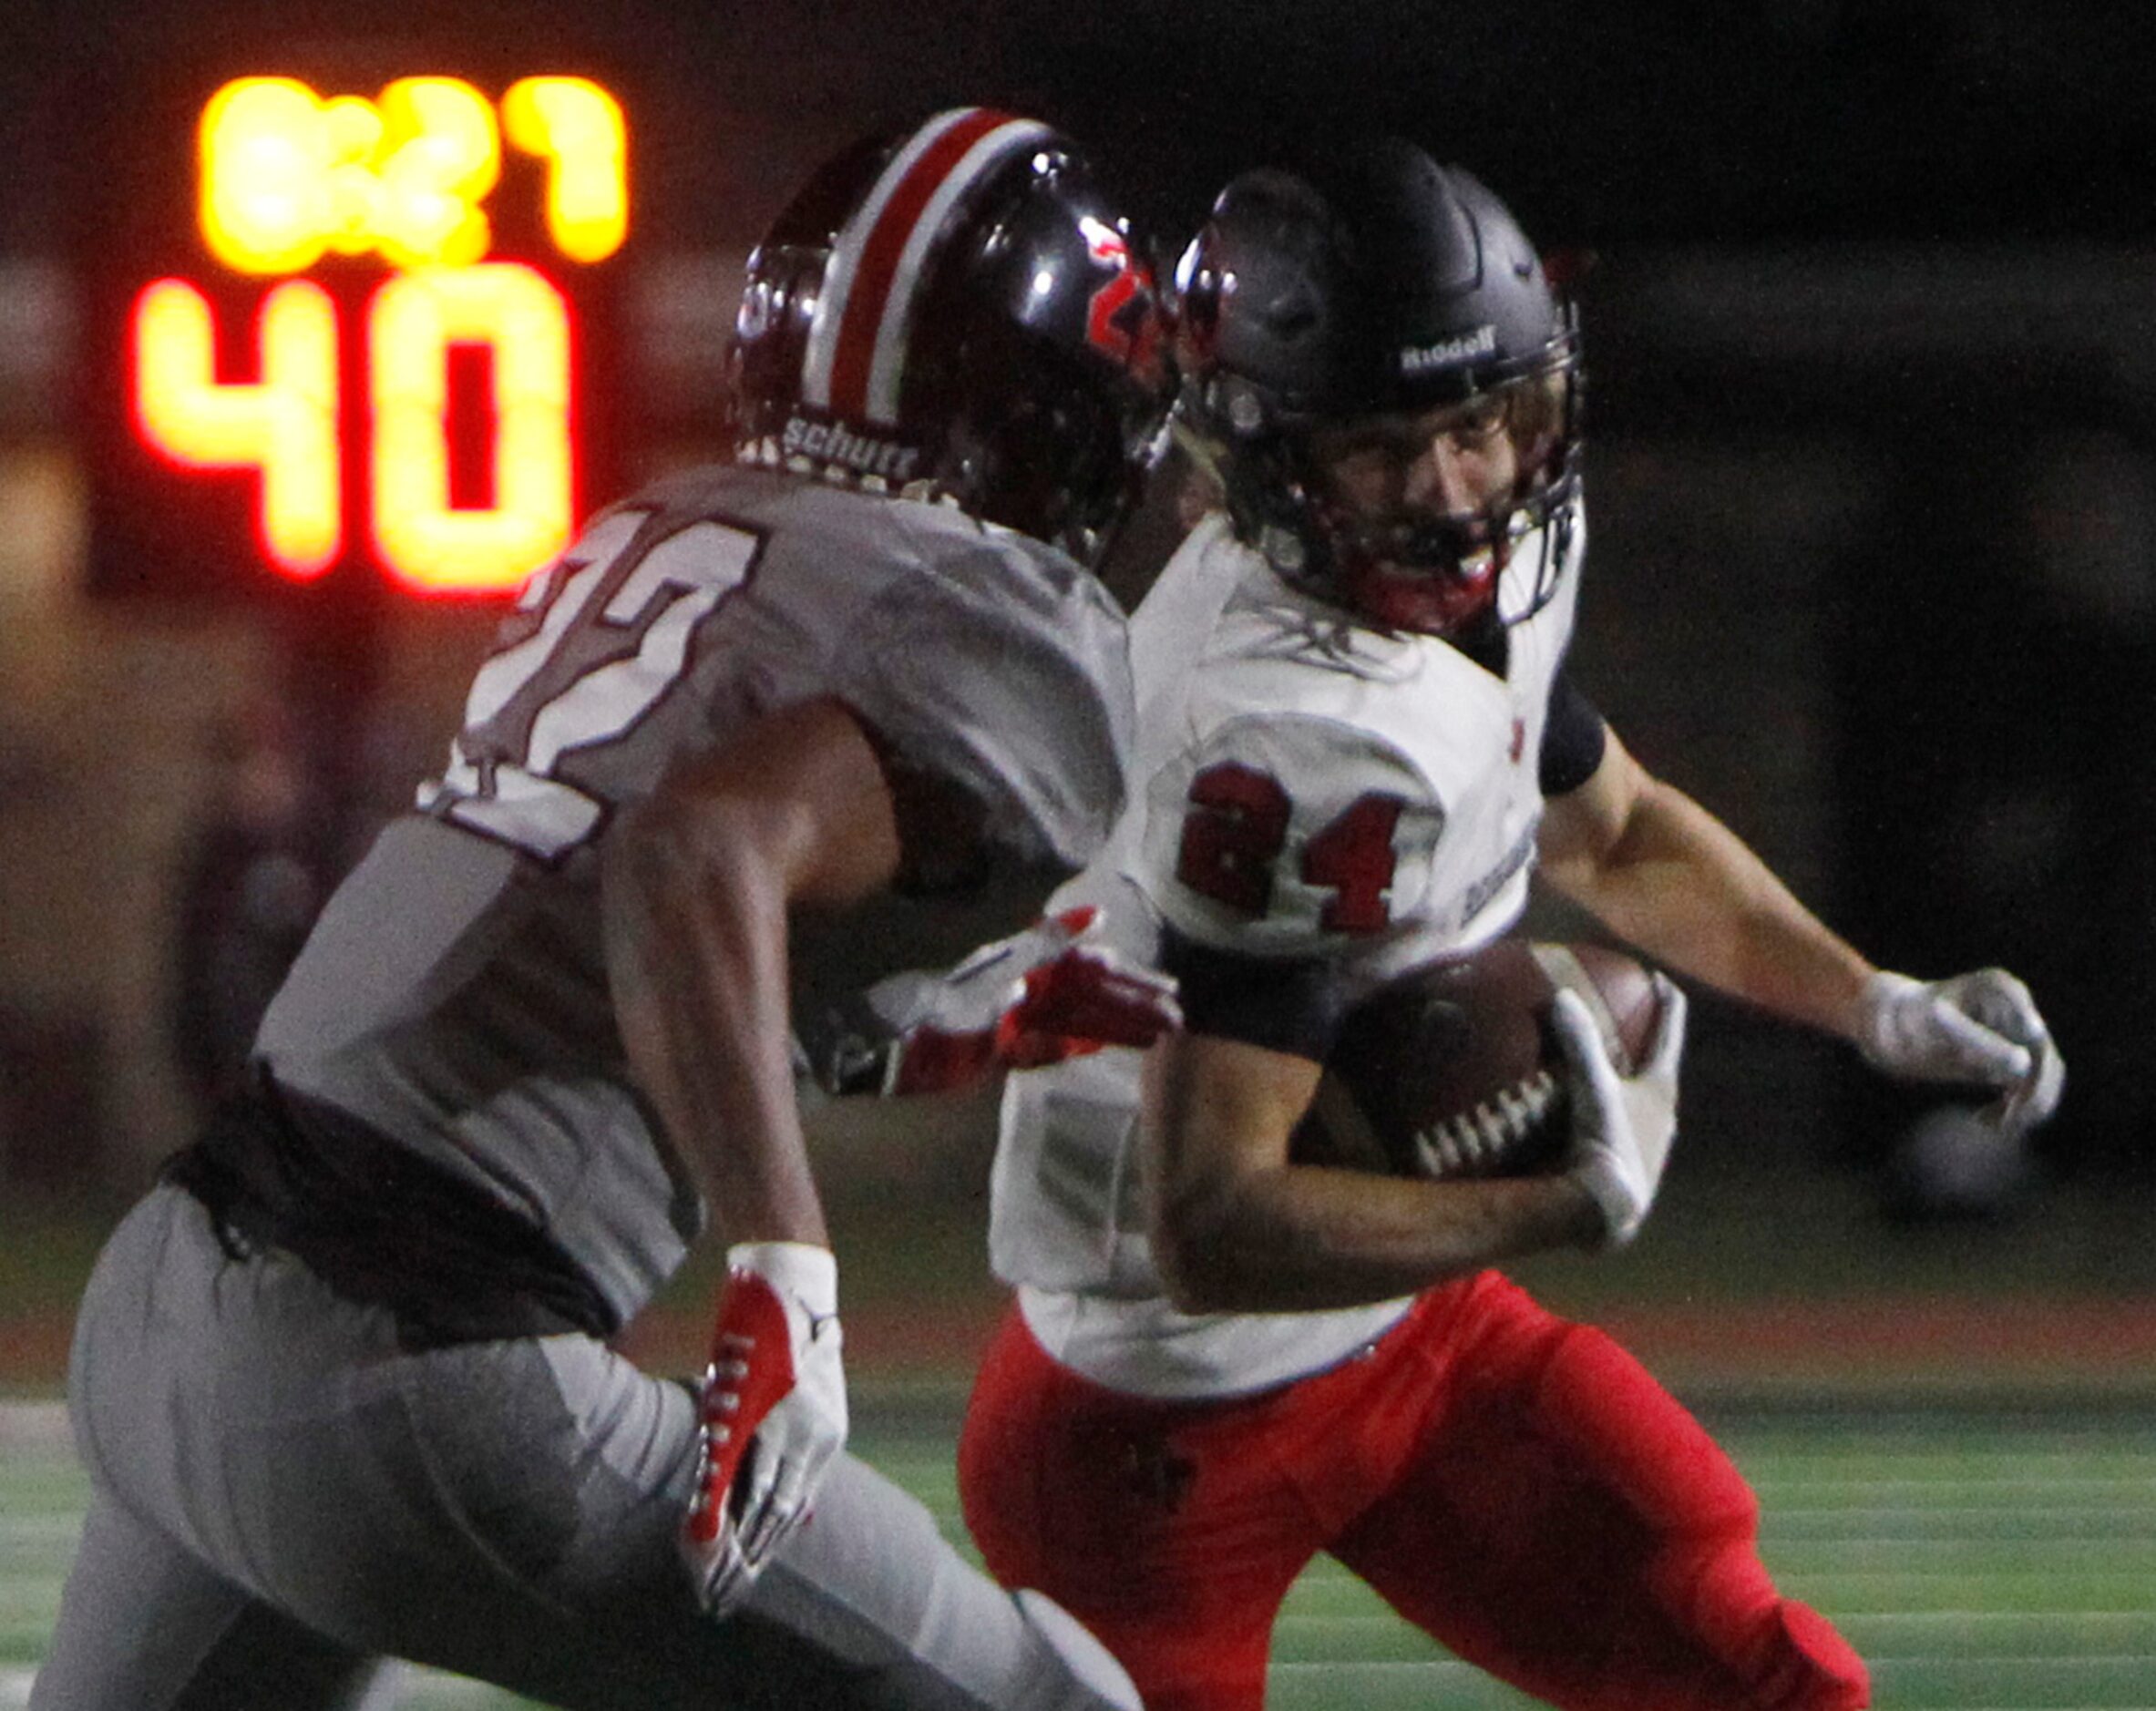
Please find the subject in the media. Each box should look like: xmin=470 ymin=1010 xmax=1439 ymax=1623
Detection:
xmin=119 ymin=74 xmax=627 ymax=597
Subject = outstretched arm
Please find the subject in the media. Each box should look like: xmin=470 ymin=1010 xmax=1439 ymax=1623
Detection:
xmin=1536 ymin=721 xmax=2060 ymax=1126
xmin=1535 ymin=722 xmax=1874 ymax=1039
xmin=804 ymin=907 xmax=1182 ymax=1098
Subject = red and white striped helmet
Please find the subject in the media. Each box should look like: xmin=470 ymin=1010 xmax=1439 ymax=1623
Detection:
xmin=729 ymin=108 xmax=1171 ymax=567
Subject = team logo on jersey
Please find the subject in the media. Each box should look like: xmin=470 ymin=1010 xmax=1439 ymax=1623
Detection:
xmin=1400 ymin=323 xmax=1498 ymax=375
xmin=1459 ymin=818 xmax=1538 ymax=927
xmin=780 ymin=413 xmax=922 ymax=481
xmin=1117 ymin=1439 xmax=1197 ymax=1514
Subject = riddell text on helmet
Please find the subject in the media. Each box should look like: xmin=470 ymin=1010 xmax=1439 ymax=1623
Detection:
xmin=783 ymin=415 xmax=922 ymax=480
xmin=1399 ymin=323 xmax=1498 ymax=375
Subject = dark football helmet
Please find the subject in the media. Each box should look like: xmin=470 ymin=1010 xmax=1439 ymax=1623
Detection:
xmin=729 ymin=108 xmax=1172 ymax=569
xmin=1175 ymin=139 xmax=1581 ymax=634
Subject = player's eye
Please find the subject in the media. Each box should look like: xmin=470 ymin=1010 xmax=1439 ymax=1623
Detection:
xmin=1318 ymin=446 xmax=1418 ymax=512
xmin=1435 ymin=395 xmax=1509 ymax=448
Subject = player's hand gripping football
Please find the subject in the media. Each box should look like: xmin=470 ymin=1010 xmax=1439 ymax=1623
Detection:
xmin=866 ymin=906 xmax=1182 ymax=1095
xmin=1553 ymin=975 xmax=1689 ymax=1248
xmin=1855 ymin=968 xmax=2064 ymax=1138
xmin=681 ymin=1242 xmax=846 ymax=1616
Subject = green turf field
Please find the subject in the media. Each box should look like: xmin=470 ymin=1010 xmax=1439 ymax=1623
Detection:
xmin=5 ymin=1390 xmax=2153 ymax=1710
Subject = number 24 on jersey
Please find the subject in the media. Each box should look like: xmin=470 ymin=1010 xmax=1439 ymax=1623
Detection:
xmin=1176 ymin=762 xmax=1407 ymax=934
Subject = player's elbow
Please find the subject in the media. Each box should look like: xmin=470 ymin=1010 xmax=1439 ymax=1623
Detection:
xmin=1140 ymin=1036 xmax=1319 ymax=1312
xmin=1152 ymin=1240 xmax=1235 ymax=1316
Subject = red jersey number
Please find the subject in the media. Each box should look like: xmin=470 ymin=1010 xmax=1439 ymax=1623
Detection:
xmin=1176 ymin=763 xmax=1290 ymax=917
xmin=1304 ymin=792 xmax=1404 ymax=932
xmin=1176 ymin=763 xmax=1403 ymax=933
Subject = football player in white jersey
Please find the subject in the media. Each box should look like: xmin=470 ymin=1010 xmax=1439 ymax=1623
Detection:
xmin=957 ymin=140 xmax=2063 ymax=1711
xmin=35 ymin=110 xmax=1180 ymax=1711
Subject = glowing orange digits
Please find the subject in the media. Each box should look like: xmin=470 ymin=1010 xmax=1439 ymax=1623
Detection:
xmin=132 ymin=278 xmax=342 ymax=574
xmin=370 ymin=264 xmax=574 ymax=593
xmin=200 ymin=75 xmax=623 ymax=273
xmin=504 ymin=78 xmax=628 ymax=263
xmin=200 ymin=78 xmax=349 ymax=274
xmin=371 ymin=78 xmax=501 ymax=270
xmin=154 ymin=75 xmax=619 ymax=591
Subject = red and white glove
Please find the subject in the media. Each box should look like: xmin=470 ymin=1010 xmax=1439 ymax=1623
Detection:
xmin=868 ymin=907 xmax=1182 ymax=1096
xmin=680 ymin=1242 xmax=846 ymax=1616
xmin=1855 ymin=968 xmax=2064 ymax=1137
xmin=1554 ymin=976 xmax=1689 ymax=1248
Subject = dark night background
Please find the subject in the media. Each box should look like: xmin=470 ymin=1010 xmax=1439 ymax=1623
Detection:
xmin=0 ymin=0 xmax=2150 ymax=1204
xmin=9 ymin=0 xmax=2156 ymax=251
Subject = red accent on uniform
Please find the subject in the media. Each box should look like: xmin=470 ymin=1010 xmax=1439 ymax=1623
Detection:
xmin=959 ymin=1276 xmax=1871 ymax=1711
xmin=684 ymin=1269 xmax=798 ymax=1544
xmin=1085 ymin=268 xmax=1138 ymax=361
xmin=1001 ymin=911 xmax=1168 ymax=1061
xmin=1301 ymin=791 xmax=1403 ymax=933
xmin=1081 ymin=229 xmax=1165 ymax=385
xmin=828 ymin=108 xmax=1014 ymax=421
xmin=889 ymin=1026 xmax=1003 ymax=1096
xmin=1176 ymin=763 xmax=1292 ymax=918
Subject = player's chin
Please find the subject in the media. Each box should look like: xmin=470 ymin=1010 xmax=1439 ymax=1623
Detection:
xmin=1344 ymin=553 xmax=1496 ymax=636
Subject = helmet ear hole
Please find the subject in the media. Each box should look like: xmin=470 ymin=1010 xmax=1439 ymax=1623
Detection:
xmin=1204 ymin=376 xmax=1271 ymax=440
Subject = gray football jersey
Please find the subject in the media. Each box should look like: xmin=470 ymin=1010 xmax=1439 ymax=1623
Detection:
xmin=255 ymin=466 xmax=1135 ymax=1325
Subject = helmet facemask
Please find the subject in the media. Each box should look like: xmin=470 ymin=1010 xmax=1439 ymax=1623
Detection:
xmin=1176 ymin=144 xmax=1583 ymax=637
xmin=1286 ymin=351 xmax=1580 ymax=635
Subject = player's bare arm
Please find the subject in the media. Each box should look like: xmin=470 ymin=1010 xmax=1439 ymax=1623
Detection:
xmin=1535 ymin=719 xmax=2062 ymax=1127
xmin=1535 ymin=720 xmax=1874 ymax=1039
xmin=1140 ymin=1029 xmax=1606 ymax=1314
xmin=604 ymin=693 xmax=901 ymax=1614
xmin=603 ymin=694 xmax=903 ymax=1247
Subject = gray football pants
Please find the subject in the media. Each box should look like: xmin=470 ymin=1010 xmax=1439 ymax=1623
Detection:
xmin=32 ymin=1184 xmax=1134 ymax=1711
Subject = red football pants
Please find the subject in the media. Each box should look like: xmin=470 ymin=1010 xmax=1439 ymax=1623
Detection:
xmin=958 ymin=1272 xmax=1868 ymax=1711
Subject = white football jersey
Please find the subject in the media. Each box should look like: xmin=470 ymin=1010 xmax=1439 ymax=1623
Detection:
xmin=991 ymin=505 xmax=1586 ymax=1398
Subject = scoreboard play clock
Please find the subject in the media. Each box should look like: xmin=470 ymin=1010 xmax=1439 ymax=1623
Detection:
xmin=88 ymin=67 xmax=631 ymax=599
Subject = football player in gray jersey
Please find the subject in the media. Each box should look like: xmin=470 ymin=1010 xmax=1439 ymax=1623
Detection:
xmin=35 ymin=108 xmax=1178 ymax=1711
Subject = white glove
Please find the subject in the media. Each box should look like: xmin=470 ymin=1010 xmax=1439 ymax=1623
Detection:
xmin=680 ymin=1242 xmax=846 ymax=1615
xmin=855 ymin=906 xmax=1182 ymax=1096
xmin=1553 ymin=976 xmax=1688 ymax=1248
xmin=1856 ymin=968 xmax=2064 ymax=1137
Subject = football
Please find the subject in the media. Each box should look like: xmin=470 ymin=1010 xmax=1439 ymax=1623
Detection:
xmin=1291 ymin=939 xmax=1662 ymax=1180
